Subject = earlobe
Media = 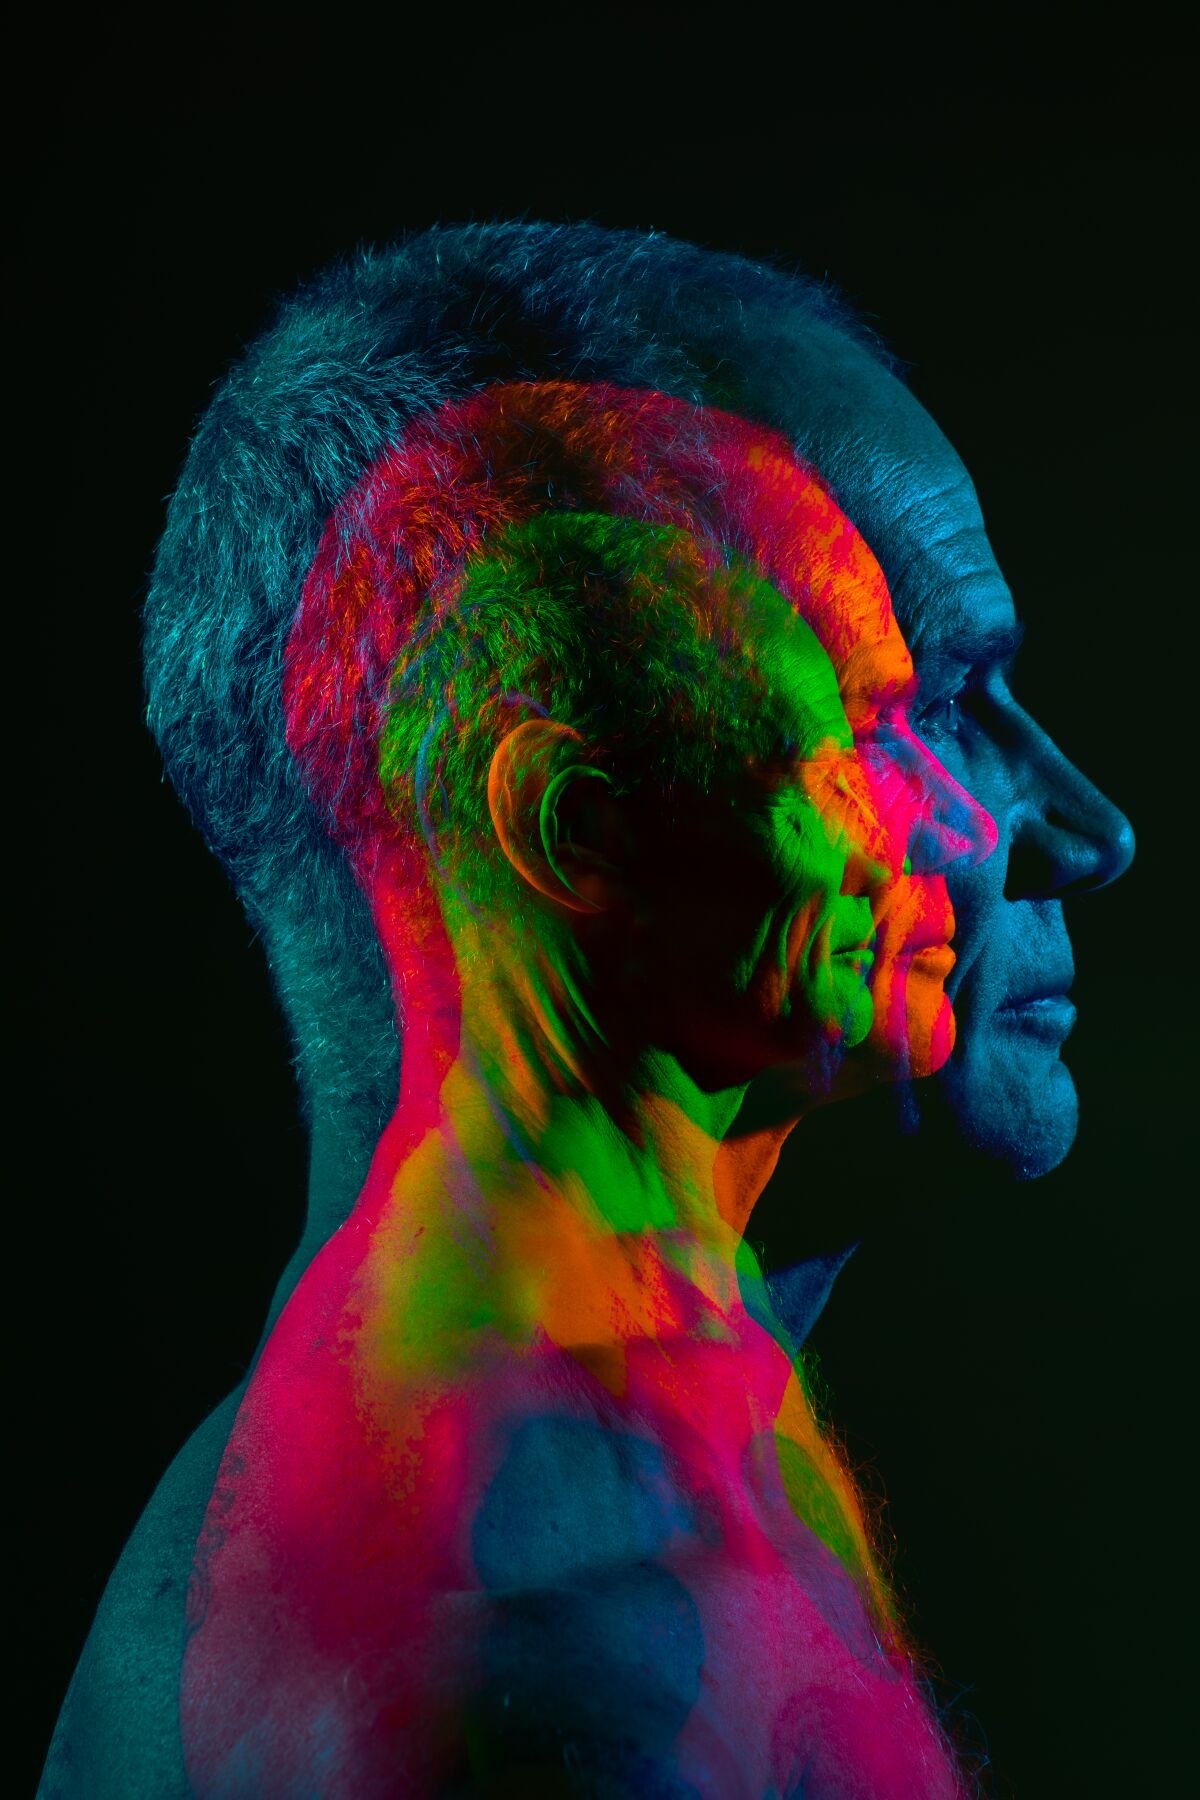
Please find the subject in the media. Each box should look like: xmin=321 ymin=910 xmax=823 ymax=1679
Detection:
xmin=487 ymin=719 xmax=615 ymax=913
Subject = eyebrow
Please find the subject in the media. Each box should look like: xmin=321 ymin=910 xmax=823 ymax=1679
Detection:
xmin=918 ymin=617 xmax=1026 ymax=675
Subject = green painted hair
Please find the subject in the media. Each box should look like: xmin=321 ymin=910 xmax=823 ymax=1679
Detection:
xmin=380 ymin=511 xmax=808 ymax=909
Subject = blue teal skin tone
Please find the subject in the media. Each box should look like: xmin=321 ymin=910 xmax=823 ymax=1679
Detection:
xmin=38 ymin=328 xmax=1134 ymax=1800
xmin=727 ymin=317 xmax=1135 ymax=1176
xmin=469 ymin=1418 xmax=705 ymax=1793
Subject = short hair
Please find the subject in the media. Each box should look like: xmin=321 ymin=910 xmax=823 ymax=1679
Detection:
xmin=144 ymin=222 xmax=889 ymax=1131
xmin=287 ymin=379 xmax=895 ymax=917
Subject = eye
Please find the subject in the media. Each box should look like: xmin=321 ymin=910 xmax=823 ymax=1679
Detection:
xmin=916 ymin=685 xmax=967 ymax=736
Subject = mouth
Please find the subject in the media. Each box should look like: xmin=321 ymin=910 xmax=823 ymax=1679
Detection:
xmin=891 ymin=916 xmax=956 ymax=970
xmin=873 ymin=877 xmax=956 ymax=965
xmin=899 ymin=942 xmax=956 ymax=978
xmin=831 ymin=937 xmax=875 ymax=970
xmin=995 ymin=976 xmax=1076 ymax=1042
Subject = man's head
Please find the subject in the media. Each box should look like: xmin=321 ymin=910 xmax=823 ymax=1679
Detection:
xmin=728 ymin=331 xmax=1135 ymax=1172
xmin=144 ymin=221 xmax=1131 ymax=1189
xmin=387 ymin=512 xmax=881 ymax=1084
xmin=282 ymin=379 xmax=987 ymax=1105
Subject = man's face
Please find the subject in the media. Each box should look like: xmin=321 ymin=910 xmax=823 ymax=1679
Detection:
xmin=627 ymin=571 xmax=988 ymax=1095
xmin=621 ymin=592 xmax=882 ymax=1085
xmin=747 ymin=322 xmax=1134 ymax=1174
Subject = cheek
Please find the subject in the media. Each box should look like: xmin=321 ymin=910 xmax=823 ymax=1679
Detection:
xmin=775 ymin=894 xmax=842 ymax=1016
xmin=783 ymin=800 xmax=854 ymax=893
xmin=786 ymin=891 xmax=829 ymax=960
xmin=934 ymin=742 xmax=1015 ymax=926
xmin=733 ymin=894 xmax=826 ymax=1023
xmin=935 ymin=736 xmax=1015 ymax=840
xmin=941 ymin=849 xmax=1001 ymax=936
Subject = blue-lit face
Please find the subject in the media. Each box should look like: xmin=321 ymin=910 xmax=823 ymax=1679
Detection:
xmin=754 ymin=325 xmax=1134 ymax=1175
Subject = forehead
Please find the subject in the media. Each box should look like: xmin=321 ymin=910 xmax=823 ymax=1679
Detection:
xmin=733 ymin=311 xmax=1019 ymax=668
xmin=738 ymin=583 xmax=852 ymax=749
xmin=736 ymin=439 xmax=914 ymax=723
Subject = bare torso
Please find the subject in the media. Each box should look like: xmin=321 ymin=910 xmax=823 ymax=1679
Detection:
xmin=179 ymin=1203 xmax=964 ymax=1799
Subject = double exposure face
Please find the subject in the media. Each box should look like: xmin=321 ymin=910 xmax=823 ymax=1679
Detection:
xmin=624 ymin=596 xmax=884 ymax=1086
xmin=387 ymin=507 xmax=1001 ymax=1104
xmin=733 ymin=461 xmax=999 ymax=1095
xmin=847 ymin=633 xmax=998 ymax=1083
xmin=748 ymin=331 xmax=1135 ymax=1169
xmin=598 ymin=572 xmax=995 ymax=1096
xmin=285 ymin=378 xmax=1009 ymax=1116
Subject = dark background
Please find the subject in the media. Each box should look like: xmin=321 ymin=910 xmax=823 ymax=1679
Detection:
xmin=20 ymin=13 xmax=1189 ymax=1797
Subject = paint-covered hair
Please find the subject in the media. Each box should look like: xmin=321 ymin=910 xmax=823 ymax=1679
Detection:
xmin=285 ymin=379 xmax=896 ymax=928
xmin=144 ymin=221 xmax=887 ymax=1132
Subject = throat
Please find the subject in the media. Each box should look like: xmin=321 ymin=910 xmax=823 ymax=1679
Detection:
xmin=433 ymin=1048 xmax=754 ymax=1279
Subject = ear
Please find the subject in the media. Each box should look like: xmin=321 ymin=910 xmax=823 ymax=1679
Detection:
xmin=487 ymin=719 xmax=626 ymax=913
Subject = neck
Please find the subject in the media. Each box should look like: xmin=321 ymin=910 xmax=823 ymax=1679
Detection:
xmin=336 ymin=869 xmax=817 ymax=1358
xmin=363 ymin=950 xmax=806 ymax=1341
xmin=422 ymin=1021 xmax=756 ymax=1324
xmin=253 ymin=1103 xmax=382 ymax=1356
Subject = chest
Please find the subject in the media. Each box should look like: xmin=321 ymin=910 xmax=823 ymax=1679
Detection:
xmin=665 ymin=1519 xmax=962 ymax=1798
xmin=182 ymin=1341 xmax=961 ymax=1798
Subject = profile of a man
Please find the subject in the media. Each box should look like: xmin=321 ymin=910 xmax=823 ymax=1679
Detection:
xmin=38 ymin=223 xmax=1133 ymax=1799
xmin=184 ymin=374 xmax=997 ymax=1794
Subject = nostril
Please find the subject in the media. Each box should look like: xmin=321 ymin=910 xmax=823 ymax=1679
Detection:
xmin=1006 ymin=808 xmax=1136 ymax=900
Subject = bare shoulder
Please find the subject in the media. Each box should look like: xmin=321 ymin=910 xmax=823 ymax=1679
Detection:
xmin=37 ymin=1387 xmax=243 ymax=1800
xmin=178 ymin=1332 xmax=707 ymax=1794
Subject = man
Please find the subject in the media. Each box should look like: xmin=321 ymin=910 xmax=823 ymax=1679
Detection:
xmin=39 ymin=223 xmax=1132 ymax=1796
xmin=183 ymin=379 xmax=993 ymax=1795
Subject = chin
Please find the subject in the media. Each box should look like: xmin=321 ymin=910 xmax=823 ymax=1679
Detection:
xmin=905 ymin=984 xmax=956 ymax=1080
xmin=934 ymin=1027 xmax=1081 ymax=1178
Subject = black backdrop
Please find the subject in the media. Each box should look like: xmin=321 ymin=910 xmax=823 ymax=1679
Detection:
xmin=20 ymin=16 xmax=1189 ymax=1797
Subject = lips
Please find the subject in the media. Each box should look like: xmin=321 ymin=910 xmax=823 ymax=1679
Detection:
xmin=994 ymin=991 xmax=1077 ymax=1043
xmin=904 ymin=942 xmax=955 ymax=978
xmin=897 ymin=931 xmax=953 ymax=957
xmin=876 ymin=881 xmax=955 ymax=961
xmin=997 ymin=966 xmax=1075 ymax=1011
xmin=993 ymin=955 xmax=1077 ymax=1044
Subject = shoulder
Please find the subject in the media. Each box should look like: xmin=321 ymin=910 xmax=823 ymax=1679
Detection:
xmin=37 ymin=1388 xmax=243 ymax=1800
xmin=185 ymin=1364 xmax=709 ymax=1795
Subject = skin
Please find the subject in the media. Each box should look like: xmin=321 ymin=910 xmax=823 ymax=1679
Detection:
xmin=723 ymin=313 xmax=1135 ymax=1173
xmin=38 ymin=328 xmax=1131 ymax=1797
xmin=180 ymin=591 xmax=968 ymax=1796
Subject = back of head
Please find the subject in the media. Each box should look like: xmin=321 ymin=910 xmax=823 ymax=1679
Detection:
xmin=143 ymin=222 xmax=886 ymax=1138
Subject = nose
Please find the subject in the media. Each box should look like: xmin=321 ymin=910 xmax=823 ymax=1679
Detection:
xmin=862 ymin=724 xmax=997 ymax=876
xmin=1004 ymin=709 xmax=1135 ymax=898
